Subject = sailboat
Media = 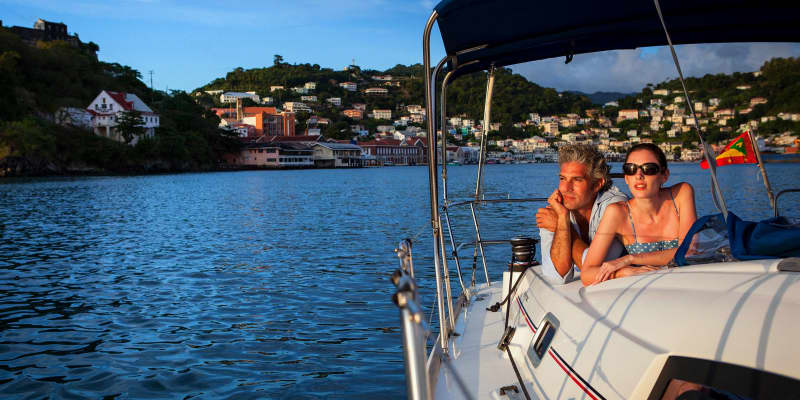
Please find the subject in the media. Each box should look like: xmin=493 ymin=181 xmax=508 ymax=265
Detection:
xmin=392 ymin=0 xmax=800 ymax=399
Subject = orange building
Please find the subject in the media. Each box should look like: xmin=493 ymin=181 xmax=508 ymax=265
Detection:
xmin=343 ymin=109 xmax=363 ymax=120
xmin=214 ymin=106 xmax=295 ymax=136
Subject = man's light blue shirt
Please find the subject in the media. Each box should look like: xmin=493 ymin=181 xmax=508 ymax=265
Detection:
xmin=539 ymin=186 xmax=628 ymax=284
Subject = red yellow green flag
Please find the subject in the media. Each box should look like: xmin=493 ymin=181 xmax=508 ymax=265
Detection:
xmin=700 ymin=131 xmax=757 ymax=169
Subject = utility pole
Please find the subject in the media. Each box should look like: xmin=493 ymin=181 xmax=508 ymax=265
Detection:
xmin=148 ymin=70 xmax=154 ymax=102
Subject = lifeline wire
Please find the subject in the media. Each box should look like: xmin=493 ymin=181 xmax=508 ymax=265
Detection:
xmin=652 ymin=0 xmax=729 ymax=219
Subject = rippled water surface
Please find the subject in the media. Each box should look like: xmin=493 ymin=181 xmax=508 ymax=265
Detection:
xmin=1 ymin=163 xmax=798 ymax=398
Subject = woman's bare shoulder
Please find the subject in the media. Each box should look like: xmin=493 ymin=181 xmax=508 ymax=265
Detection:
xmin=604 ymin=201 xmax=628 ymax=219
xmin=667 ymin=182 xmax=695 ymax=198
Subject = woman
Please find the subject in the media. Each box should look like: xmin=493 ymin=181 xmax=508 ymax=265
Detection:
xmin=579 ymin=143 xmax=697 ymax=286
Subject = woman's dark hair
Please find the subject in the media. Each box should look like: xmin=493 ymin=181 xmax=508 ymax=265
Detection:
xmin=625 ymin=143 xmax=668 ymax=170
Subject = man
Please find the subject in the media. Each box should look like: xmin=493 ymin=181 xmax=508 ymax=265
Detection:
xmin=537 ymin=144 xmax=627 ymax=284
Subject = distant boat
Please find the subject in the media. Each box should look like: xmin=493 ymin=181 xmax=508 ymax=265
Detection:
xmin=486 ymin=158 xmax=499 ymax=164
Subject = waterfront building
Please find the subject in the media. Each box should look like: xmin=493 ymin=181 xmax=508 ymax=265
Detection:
xmin=229 ymin=142 xmax=314 ymax=168
xmin=311 ymin=142 xmax=363 ymax=168
xmin=352 ymin=103 xmax=367 ymax=111
xmin=270 ymin=86 xmax=284 ymax=92
xmin=301 ymin=95 xmax=318 ymax=102
xmin=304 ymin=82 xmax=317 ymax=90
xmin=358 ymin=138 xmax=426 ymax=166
xmin=86 ymin=90 xmax=159 ymax=144
xmin=326 ymin=97 xmax=342 ymax=106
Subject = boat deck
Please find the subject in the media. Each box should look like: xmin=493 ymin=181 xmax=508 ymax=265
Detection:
xmin=434 ymin=284 xmax=522 ymax=399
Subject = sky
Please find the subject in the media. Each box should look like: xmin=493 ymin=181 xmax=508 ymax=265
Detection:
xmin=3 ymin=0 xmax=799 ymax=94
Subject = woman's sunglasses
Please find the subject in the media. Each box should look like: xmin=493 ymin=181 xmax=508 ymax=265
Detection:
xmin=622 ymin=162 xmax=662 ymax=176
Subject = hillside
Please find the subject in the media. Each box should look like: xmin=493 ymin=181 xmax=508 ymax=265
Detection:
xmin=195 ymin=59 xmax=593 ymax=139
xmin=0 ymin=28 xmax=240 ymax=176
xmin=608 ymin=57 xmax=800 ymax=146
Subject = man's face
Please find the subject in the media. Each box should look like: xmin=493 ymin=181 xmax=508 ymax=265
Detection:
xmin=558 ymin=161 xmax=601 ymax=211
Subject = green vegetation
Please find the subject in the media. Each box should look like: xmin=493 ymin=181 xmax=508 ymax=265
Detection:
xmin=0 ymin=28 xmax=240 ymax=176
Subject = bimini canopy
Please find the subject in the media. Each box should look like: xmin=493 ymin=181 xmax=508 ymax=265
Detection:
xmin=433 ymin=0 xmax=800 ymax=77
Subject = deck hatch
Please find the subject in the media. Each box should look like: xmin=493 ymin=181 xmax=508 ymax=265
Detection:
xmin=526 ymin=312 xmax=559 ymax=368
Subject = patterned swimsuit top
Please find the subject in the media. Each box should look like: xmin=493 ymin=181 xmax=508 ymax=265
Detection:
xmin=624 ymin=190 xmax=680 ymax=255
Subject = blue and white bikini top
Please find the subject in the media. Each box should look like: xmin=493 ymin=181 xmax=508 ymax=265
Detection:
xmin=624 ymin=190 xmax=680 ymax=255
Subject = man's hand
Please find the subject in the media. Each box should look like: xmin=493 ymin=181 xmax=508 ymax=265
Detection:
xmin=536 ymin=207 xmax=557 ymax=232
xmin=594 ymin=254 xmax=634 ymax=283
xmin=547 ymin=189 xmax=568 ymax=217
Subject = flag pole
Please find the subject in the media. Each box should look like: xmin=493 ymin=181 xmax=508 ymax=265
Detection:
xmin=748 ymin=129 xmax=776 ymax=213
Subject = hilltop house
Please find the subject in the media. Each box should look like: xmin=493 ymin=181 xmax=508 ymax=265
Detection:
xmin=86 ymin=90 xmax=159 ymax=144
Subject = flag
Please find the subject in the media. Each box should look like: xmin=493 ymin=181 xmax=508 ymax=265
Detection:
xmin=700 ymin=131 xmax=757 ymax=169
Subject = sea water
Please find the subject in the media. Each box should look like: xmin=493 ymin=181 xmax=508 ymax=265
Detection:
xmin=0 ymin=163 xmax=797 ymax=398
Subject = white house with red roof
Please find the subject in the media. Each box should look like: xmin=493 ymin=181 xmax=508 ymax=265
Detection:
xmin=86 ymin=90 xmax=159 ymax=144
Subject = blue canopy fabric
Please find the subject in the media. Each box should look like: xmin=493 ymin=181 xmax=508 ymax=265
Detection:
xmin=432 ymin=0 xmax=800 ymax=77
xmin=674 ymin=212 xmax=800 ymax=265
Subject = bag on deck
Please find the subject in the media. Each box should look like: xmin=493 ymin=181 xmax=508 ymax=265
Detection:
xmin=674 ymin=212 xmax=800 ymax=266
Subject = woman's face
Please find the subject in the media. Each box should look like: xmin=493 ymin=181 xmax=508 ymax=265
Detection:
xmin=624 ymin=149 xmax=669 ymax=199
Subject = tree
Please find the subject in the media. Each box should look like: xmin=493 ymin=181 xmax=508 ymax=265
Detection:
xmin=116 ymin=110 xmax=145 ymax=143
xmin=274 ymin=54 xmax=284 ymax=67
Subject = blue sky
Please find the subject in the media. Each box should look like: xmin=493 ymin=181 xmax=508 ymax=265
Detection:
xmin=3 ymin=0 xmax=799 ymax=93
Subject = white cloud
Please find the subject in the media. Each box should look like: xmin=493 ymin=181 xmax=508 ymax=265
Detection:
xmin=511 ymin=43 xmax=800 ymax=93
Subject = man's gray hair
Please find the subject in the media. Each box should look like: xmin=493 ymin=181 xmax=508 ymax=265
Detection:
xmin=558 ymin=144 xmax=612 ymax=192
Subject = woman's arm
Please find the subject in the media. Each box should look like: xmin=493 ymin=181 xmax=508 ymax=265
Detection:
xmin=580 ymin=203 xmax=625 ymax=286
xmin=596 ymin=183 xmax=698 ymax=280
